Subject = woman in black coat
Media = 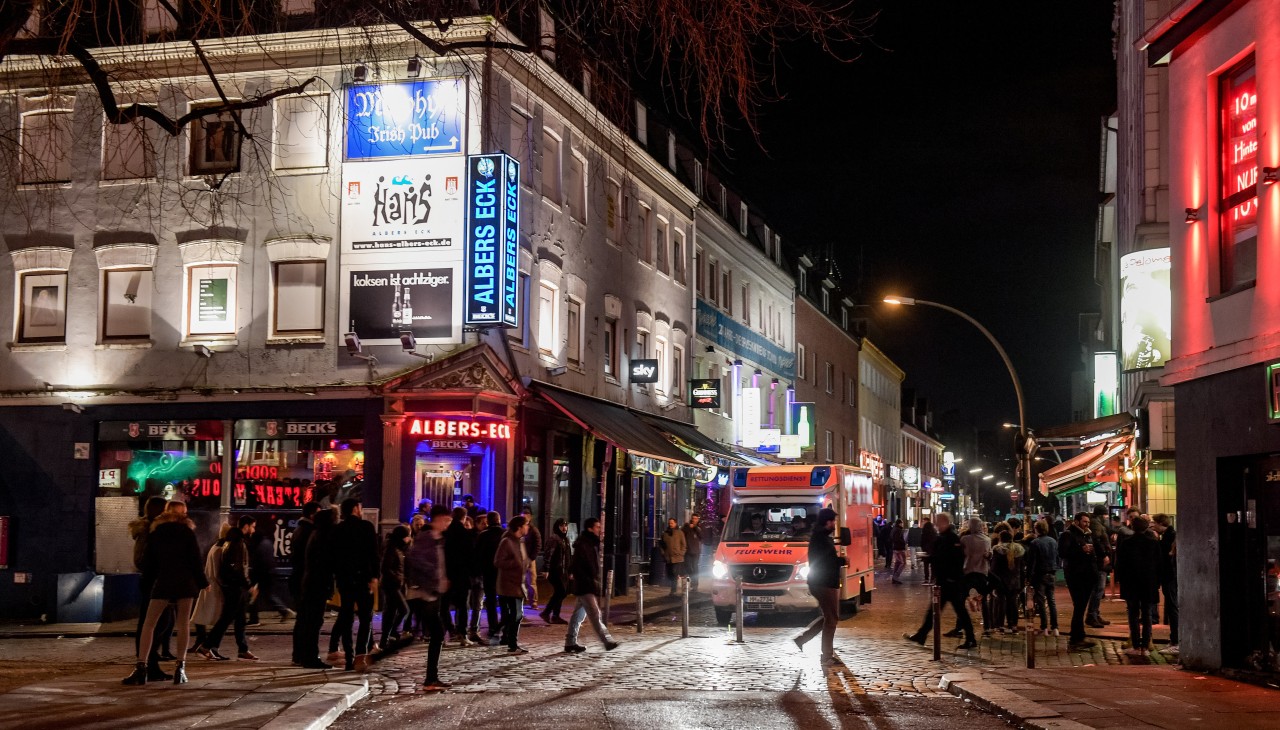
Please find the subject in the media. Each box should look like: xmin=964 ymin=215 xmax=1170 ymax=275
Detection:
xmin=540 ymin=519 xmax=572 ymax=624
xmin=123 ymin=501 xmax=206 ymax=686
xmin=1115 ymin=516 xmax=1163 ymax=654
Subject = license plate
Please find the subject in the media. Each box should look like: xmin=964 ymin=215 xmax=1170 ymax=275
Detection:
xmin=745 ymin=595 xmax=775 ymax=605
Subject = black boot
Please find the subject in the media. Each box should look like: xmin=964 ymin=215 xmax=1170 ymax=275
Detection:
xmin=173 ymin=661 xmax=188 ymax=685
xmin=146 ymin=659 xmax=172 ymax=682
xmin=122 ymin=662 xmax=148 ymax=686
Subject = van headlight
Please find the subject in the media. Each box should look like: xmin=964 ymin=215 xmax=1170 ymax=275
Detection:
xmin=712 ymin=560 xmax=729 ymax=579
xmin=797 ymin=562 xmax=810 ymax=581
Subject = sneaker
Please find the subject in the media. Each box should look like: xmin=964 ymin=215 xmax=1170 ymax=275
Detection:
xmin=507 ymin=647 xmax=529 ymax=655
xmin=550 ymin=616 xmax=569 ymax=625
xmin=604 ymin=641 xmax=620 ymax=651
xmin=1049 ymin=628 xmax=1060 ymax=637
xmin=956 ymin=640 xmax=979 ymax=650
xmin=468 ymin=632 xmax=483 ymax=644
xmin=903 ymin=633 xmax=925 ymax=646
xmin=564 ymin=644 xmax=587 ymax=654
xmin=422 ymin=680 xmax=452 ymax=691
xmin=237 ymin=651 xmax=259 ymax=661
xmin=210 ymin=649 xmax=231 ymax=661
xmin=1124 ymin=647 xmax=1146 ymax=657
xmin=325 ymin=651 xmax=345 ymax=665
xmin=353 ymin=655 xmax=371 ymax=672
xmin=820 ymin=654 xmax=845 ymax=665
xmin=942 ymin=629 xmax=963 ymax=638
xmin=1159 ymin=645 xmax=1180 ymax=655
xmin=458 ymin=636 xmax=474 ymax=647
xmin=194 ymin=646 xmax=213 ymax=660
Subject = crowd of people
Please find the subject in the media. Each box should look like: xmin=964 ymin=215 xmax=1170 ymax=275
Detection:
xmin=122 ymin=495 xmax=625 ymax=690
xmin=895 ymin=506 xmax=1178 ymax=657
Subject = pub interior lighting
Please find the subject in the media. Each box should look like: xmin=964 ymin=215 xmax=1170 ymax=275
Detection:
xmin=406 ymin=55 xmax=423 ymax=78
xmin=1185 ymin=206 xmax=1201 ymax=223
xmin=1263 ymin=167 xmax=1279 ymax=185
xmin=353 ymin=62 xmax=368 ymax=83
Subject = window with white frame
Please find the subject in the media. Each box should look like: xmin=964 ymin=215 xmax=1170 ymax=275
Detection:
xmin=272 ymin=261 xmax=325 ymax=336
xmin=507 ymin=273 xmax=532 ymax=348
xmin=102 ymin=116 xmax=156 ymax=181
xmin=189 ymin=104 xmax=241 ymax=175
xmin=272 ymin=93 xmax=329 ymax=171
xmin=742 ymin=283 xmax=751 ymax=326
xmin=21 ymin=109 xmax=73 ymax=184
xmin=797 ymin=343 xmax=806 ymax=379
xmin=655 ymin=337 xmax=667 ymax=393
xmin=605 ymin=178 xmax=622 ymax=244
xmin=541 ymin=128 xmax=561 ymax=202
xmin=11 ymin=247 xmax=72 ymax=344
xmin=655 ymin=216 xmax=669 ymax=274
xmin=848 ymin=376 xmax=856 ymax=406
xmin=825 ymin=362 xmax=834 ymax=394
xmin=672 ymin=229 xmax=686 ymax=285
xmin=672 ymin=345 xmax=683 ymax=397
xmin=640 ymin=205 xmax=653 ymax=263
xmin=537 ymin=280 xmax=558 ymax=355
xmin=841 ymin=306 xmax=849 ymax=330
xmin=185 ymin=263 xmax=238 ymax=337
xmin=102 ymin=268 xmax=153 ymax=340
xmin=707 ymin=259 xmax=718 ymax=302
xmin=567 ymin=149 xmax=586 ymax=221
xmin=722 ymin=270 xmax=732 ymax=313
xmin=603 ymin=316 xmax=618 ymax=377
xmin=509 ymin=108 xmax=533 ymax=186
xmin=566 ymin=297 xmax=583 ymax=365
xmin=821 ymin=287 xmax=830 ymax=313
xmin=825 ymin=430 xmax=833 ymax=462
xmin=635 ymin=328 xmax=649 ymax=359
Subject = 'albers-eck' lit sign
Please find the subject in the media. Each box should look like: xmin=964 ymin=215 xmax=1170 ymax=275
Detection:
xmin=463 ymin=153 xmax=520 ymax=328
xmin=408 ymin=418 xmax=513 ymax=439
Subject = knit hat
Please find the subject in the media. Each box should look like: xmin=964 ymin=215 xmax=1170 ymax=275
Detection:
xmin=817 ymin=507 xmax=838 ymax=524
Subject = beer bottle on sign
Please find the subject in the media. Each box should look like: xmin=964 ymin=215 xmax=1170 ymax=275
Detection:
xmin=391 ymin=284 xmax=402 ymax=327
xmin=401 ymin=287 xmax=413 ymax=327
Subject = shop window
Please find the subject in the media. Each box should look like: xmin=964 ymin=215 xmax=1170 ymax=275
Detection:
xmin=96 ymin=420 xmax=226 ymax=517
xmin=603 ymin=316 xmax=618 ymax=378
xmin=537 ymin=280 xmax=558 ymax=355
xmin=102 ymin=268 xmax=153 ymax=340
xmin=272 ymin=260 xmax=325 ymax=336
xmin=185 ymin=263 xmax=238 ymax=338
xmin=1219 ymin=56 xmax=1258 ymax=292
xmin=234 ymin=422 xmax=364 ymax=511
xmin=20 ymin=109 xmax=73 ymax=184
xmin=16 ymin=270 xmax=68 ymax=343
xmin=189 ymin=103 xmax=241 ymax=176
xmin=102 ymin=115 xmax=156 ymax=181
xmin=566 ymin=297 xmax=583 ymax=365
xmin=567 ymin=149 xmax=586 ymax=221
xmin=541 ymin=128 xmax=561 ymax=202
xmin=273 ymin=93 xmax=328 ymax=171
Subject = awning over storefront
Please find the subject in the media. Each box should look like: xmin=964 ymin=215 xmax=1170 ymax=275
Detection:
xmin=1035 ymin=412 xmax=1136 ymax=444
xmin=533 ymin=384 xmax=700 ymax=468
xmin=637 ymin=414 xmax=746 ymax=466
xmin=1039 ymin=439 xmax=1130 ymax=496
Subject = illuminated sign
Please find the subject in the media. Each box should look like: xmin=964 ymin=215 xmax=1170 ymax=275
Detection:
xmin=407 ymin=418 xmax=513 ymax=439
xmin=345 ymin=78 xmax=466 ymax=160
xmin=1094 ymin=352 xmax=1118 ymax=418
xmin=779 ymin=435 xmax=802 ymax=459
xmin=342 ymin=266 xmax=455 ymax=344
xmin=902 ymin=466 xmax=920 ymax=489
xmin=340 ymin=157 xmax=464 ymax=253
xmin=689 ymin=379 xmax=721 ymax=408
xmin=1120 ymin=248 xmax=1171 ymax=371
xmin=100 ymin=420 xmax=223 ymax=441
xmin=740 ymin=386 xmax=761 ymax=447
xmin=1220 ymin=60 xmax=1258 ymax=260
xmin=695 ymin=300 xmax=795 ymax=378
xmin=463 ymin=153 xmax=520 ymax=327
xmin=630 ymin=359 xmax=659 ymax=383
xmin=1267 ymin=362 xmax=1280 ymax=423
xmin=789 ymin=402 xmax=815 ymax=449
xmin=888 ymin=464 xmax=901 ymax=481
xmin=858 ymin=450 xmax=884 ymax=483
xmin=757 ymin=428 xmax=781 ymax=454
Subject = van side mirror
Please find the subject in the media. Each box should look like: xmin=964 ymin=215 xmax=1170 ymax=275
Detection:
xmin=839 ymin=527 xmax=851 ymax=546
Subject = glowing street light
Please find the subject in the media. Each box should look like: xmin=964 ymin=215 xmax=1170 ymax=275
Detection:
xmin=982 ymin=475 xmax=995 ymax=481
xmin=968 ymin=467 xmax=984 ymax=474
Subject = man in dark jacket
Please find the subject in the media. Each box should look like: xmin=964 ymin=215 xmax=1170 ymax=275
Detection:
xmin=1058 ymin=511 xmax=1099 ymax=650
xmin=330 ymin=498 xmax=380 ymax=671
xmin=564 ymin=517 xmax=618 ymax=653
xmin=1152 ymin=513 xmax=1179 ymax=654
xmin=793 ymin=508 xmax=847 ymax=663
xmin=288 ymin=502 xmax=321 ymax=605
xmin=919 ymin=518 xmax=938 ymax=584
xmin=1026 ymin=520 xmax=1060 ymax=634
xmin=682 ymin=514 xmax=705 ymax=591
xmin=248 ymin=520 xmax=293 ymax=625
xmin=405 ymin=504 xmax=452 ymax=690
xmin=444 ymin=507 xmax=476 ymax=645
xmin=1116 ymin=516 xmax=1162 ymax=655
xmin=293 ymin=507 xmax=336 ymax=669
xmin=475 ymin=511 xmax=505 ymax=637
xmin=905 ymin=513 xmax=976 ymax=649
xmin=205 ymin=516 xmax=256 ymax=660
xmin=1086 ymin=505 xmax=1114 ymax=628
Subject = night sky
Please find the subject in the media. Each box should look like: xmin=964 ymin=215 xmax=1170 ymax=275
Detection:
xmin=718 ymin=1 xmax=1118 ymax=439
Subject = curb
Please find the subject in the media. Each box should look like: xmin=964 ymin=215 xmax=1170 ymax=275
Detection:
xmin=260 ymin=679 xmax=369 ymax=730
xmin=939 ymin=672 xmax=1092 ymax=730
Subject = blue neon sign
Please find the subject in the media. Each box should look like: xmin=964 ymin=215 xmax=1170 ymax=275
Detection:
xmin=463 ymin=153 xmax=520 ymax=327
xmin=345 ymin=78 xmax=466 ymax=160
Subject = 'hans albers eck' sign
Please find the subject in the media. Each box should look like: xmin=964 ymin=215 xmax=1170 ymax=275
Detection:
xmin=463 ymin=154 xmax=520 ymax=328
xmin=340 ymin=158 xmax=463 ymax=253
xmin=696 ymin=300 xmax=795 ymax=379
xmin=346 ymin=78 xmax=466 ymax=160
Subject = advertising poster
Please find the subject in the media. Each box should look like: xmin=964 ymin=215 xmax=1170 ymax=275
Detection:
xmin=1120 ymin=248 xmax=1171 ymax=371
xmin=342 ymin=266 xmax=457 ymax=344
xmin=340 ymin=158 xmax=464 ymax=254
xmin=1093 ymin=352 xmax=1118 ymax=418
xmin=345 ymin=78 xmax=467 ymax=160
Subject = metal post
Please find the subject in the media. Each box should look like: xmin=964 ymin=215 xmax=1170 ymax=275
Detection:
xmin=734 ymin=576 xmax=745 ymax=644
xmin=681 ymin=577 xmax=690 ymax=638
xmin=636 ymin=573 xmax=645 ymax=633
xmin=932 ymin=584 xmax=942 ymax=661
xmin=1026 ymin=623 xmax=1036 ymax=669
xmin=603 ymin=568 xmax=615 ymax=628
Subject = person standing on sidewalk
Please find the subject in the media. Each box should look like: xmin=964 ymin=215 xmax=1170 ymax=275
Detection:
xmin=1116 ymin=515 xmax=1161 ymax=656
xmin=990 ymin=530 xmax=1025 ymax=632
xmin=890 ymin=520 xmax=908 ymax=584
xmin=905 ymin=513 xmax=977 ymax=649
xmin=293 ymin=507 xmax=337 ymax=669
xmin=288 ymin=502 xmax=320 ymax=607
xmin=464 ymin=513 xmax=486 ymax=643
xmin=444 ymin=507 xmax=477 ymax=645
xmin=476 ymin=511 xmax=504 ymax=638
xmin=1026 ymin=520 xmax=1060 ymax=636
xmin=1152 ymin=513 xmax=1179 ymax=656
xmin=1059 ymin=512 xmax=1099 ymax=651
xmin=129 ymin=496 xmax=174 ymax=680
xmin=405 ymin=504 xmax=451 ymax=690
xmin=521 ymin=506 xmax=543 ymax=612
xmin=541 ymin=518 xmax=571 ymax=624
xmin=907 ymin=519 xmax=922 ymax=572
xmin=495 ymin=515 xmax=531 ymax=654
xmin=331 ymin=498 xmax=380 ymax=671
xmin=564 ymin=517 xmax=619 ymax=653
xmin=1086 ymin=505 xmax=1114 ymax=628
xmin=682 ymin=514 xmax=705 ymax=591
xmin=201 ymin=516 xmax=257 ymax=662
xmin=660 ymin=517 xmax=688 ymax=596
xmin=793 ymin=508 xmax=847 ymax=664
xmin=123 ymin=501 xmax=207 ymax=686
xmin=960 ymin=518 xmax=993 ymax=635
xmin=919 ymin=517 xmax=938 ymax=584
xmin=248 ymin=520 xmax=293 ymax=625
xmin=378 ymin=524 xmax=410 ymax=652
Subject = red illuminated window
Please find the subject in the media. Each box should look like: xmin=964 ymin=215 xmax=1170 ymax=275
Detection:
xmin=1219 ymin=56 xmax=1258 ymax=292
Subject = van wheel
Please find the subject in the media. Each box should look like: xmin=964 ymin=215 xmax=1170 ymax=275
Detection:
xmin=715 ymin=607 xmax=733 ymax=626
xmin=840 ymin=599 xmax=858 ymax=619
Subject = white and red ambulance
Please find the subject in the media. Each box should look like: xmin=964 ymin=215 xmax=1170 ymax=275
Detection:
xmin=710 ymin=464 xmax=876 ymax=624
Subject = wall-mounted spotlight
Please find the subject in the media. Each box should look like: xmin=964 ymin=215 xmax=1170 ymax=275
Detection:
xmin=193 ymin=344 xmax=213 ymax=358
xmin=705 ymin=345 xmax=715 ymax=353
xmin=400 ymin=331 xmax=432 ymax=360
xmin=353 ymin=62 xmax=368 ymax=83
xmin=546 ymin=366 xmax=568 ymax=377
xmin=343 ymin=332 xmax=362 ymax=355
xmin=1185 ymin=206 xmax=1201 ymax=223
xmin=1263 ymin=167 xmax=1279 ymax=185
xmin=406 ymin=55 xmax=423 ymax=78
xmin=62 ymin=402 xmax=84 ymax=414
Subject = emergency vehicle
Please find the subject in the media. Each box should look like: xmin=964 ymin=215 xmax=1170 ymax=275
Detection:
xmin=710 ymin=464 xmax=876 ymax=624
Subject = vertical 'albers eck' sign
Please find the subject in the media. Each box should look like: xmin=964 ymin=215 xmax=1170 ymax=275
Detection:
xmin=463 ymin=153 xmax=520 ymax=328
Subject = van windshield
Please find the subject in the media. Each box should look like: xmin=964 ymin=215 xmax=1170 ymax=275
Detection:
xmin=725 ymin=501 xmax=821 ymax=542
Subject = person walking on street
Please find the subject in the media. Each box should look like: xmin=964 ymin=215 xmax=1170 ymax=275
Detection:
xmin=1059 ymin=512 xmax=1100 ymax=651
xmin=919 ymin=518 xmax=938 ymax=584
xmin=293 ymin=507 xmax=337 ymax=669
xmin=476 ymin=511 xmax=505 ymax=638
xmin=541 ymin=519 xmax=571 ymax=624
xmin=905 ymin=513 xmax=977 ymax=649
xmin=495 ymin=515 xmax=532 ymax=654
xmin=405 ymin=504 xmax=451 ymax=690
xmin=288 ymin=502 xmax=320 ymax=606
xmin=248 ymin=520 xmax=293 ymax=625
xmin=129 ymin=496 xmax=174 ymax=680
xmin=464 ymin=514 xmax=486 ymax=642
xmin=331 ymin=498 xmax=380 ymax=671
xmin=793 ymin=508 xmax=848 ymax=664
xmin=907 ymin=519 xmax=923 ymax=571
xmin=378 ymin=524 xmax=410 ymax=652
xmin=564 ymin=518 xmax=619 ymax=653
xmin=890 ymin=520 xmax=908 ymax=584
xmin=660 ymin=517 xmax=688 ymax=596
xmin=960 ymin=518 xmax=993 ymax=636
xmin=682 ymin=514 xmax=705 ymax=591
xmin=990 ymin=530 xmax=1026 ymax=632
xmin=1116 ymin=515 xmax=1162 ymax=656
xmin=521 ymin=506 xmax=542 ymax=611
xmin=1152 ymin=513 xmax=1179 ymax=656
xmin=444 ymin=507 xmax=477 ymax=645
xmin=192 ymin=523 xmax=231 ymax=658
xmin=1026 ymin=520 xmax=1060 ymax=635
xmin=201 ymin=515 xmax=257 ymax=662
xmin=1086 ymin=505 xmax=1114 ymax=628
xmin=122 ymin=501 xmax=207 ymax=686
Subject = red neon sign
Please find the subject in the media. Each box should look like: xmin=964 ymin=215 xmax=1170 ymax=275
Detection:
xmin=1221 ymin=61 xmax=1258 ymax=246
xmin=407 ymin=418 xmax=512 ymax=440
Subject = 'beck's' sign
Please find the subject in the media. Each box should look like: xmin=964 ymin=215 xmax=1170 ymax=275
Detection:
xmin=463 ymin=153 xmax=520 ymax=328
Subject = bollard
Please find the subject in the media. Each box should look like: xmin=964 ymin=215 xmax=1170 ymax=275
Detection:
xmin=636 ymin=573 xmax=645 ymax=634
xmin=681 ymin=576 xmax=690 ymax=639
xmin=734 ymin=575 xmax=745 ymax=644
xmin=1026 ymin=623 xmax=1036 ymax=669
xmin=932 ymin=583 xmax=942 ymax=661
xmin=603 ymin=568 xmax=615 ymax=628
